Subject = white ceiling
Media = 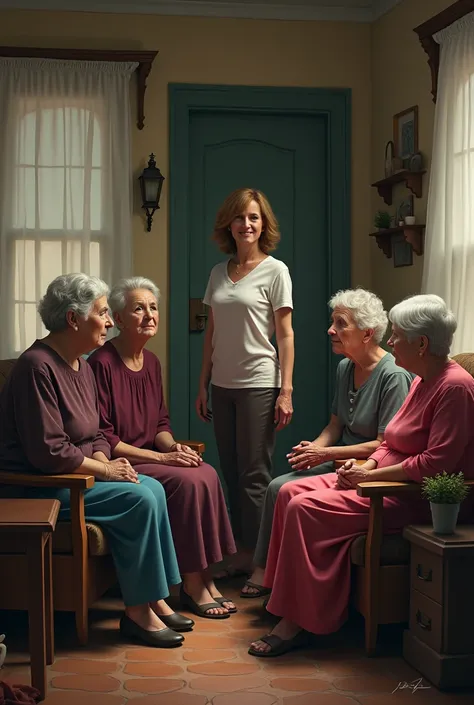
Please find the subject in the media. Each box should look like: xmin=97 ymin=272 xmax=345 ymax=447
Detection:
xmin=0 ymin=0 xmax=403 ymax=22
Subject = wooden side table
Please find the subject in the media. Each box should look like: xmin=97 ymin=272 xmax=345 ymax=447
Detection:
xmin=402 ymin=524 xmax=474 ymax=690
xmin=0 ymin=499 xmax=60 ymax=700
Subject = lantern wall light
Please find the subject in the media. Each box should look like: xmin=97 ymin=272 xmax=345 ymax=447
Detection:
xmin=139 ymin=153 xmax=165 ymax=232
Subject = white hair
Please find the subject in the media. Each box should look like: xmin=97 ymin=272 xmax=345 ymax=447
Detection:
xmin=108 ymin=277 xmax=161 ymax=313
xmin=328 ymin=288 xmax=388 ymax=344
xmin=38 ymin=273 xmax=109 ymax=333
xmin=389 ymin=294 xmax=457 ymax=357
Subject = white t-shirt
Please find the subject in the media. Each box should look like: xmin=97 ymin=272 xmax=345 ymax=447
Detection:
xmin=203 ymin=256 xmax=293 ymax=389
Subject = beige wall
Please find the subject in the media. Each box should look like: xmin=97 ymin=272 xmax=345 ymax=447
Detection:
xmin=0 ymin=9 xmax=372 ymax=383
xmin=370 ymin=0 xmax=454 ymax=312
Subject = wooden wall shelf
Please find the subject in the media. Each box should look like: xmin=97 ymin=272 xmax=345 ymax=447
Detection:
xmin=369 ymin=224 xmax=425 ymax=259
xmin=371 ymin=170 xmax=426 ymax=205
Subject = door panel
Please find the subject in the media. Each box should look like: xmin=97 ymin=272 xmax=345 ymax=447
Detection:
xmin=188 ymin=110 xmax=329 ymax=475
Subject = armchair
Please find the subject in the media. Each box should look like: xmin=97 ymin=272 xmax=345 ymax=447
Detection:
xmin=0 ymin=357 xmax=204 ymax=644
xmin=354 ymin=479 xmax=474 ymax=656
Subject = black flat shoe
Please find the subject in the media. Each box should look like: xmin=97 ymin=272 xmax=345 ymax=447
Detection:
xmin=159 ymin=612 xmax=195 ymax=632
xmin=120 ymin=615 xmax=184 ymax=648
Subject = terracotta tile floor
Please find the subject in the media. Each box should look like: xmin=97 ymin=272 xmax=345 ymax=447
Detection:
xmin=1 ymin=579 xmax=473 ymax=704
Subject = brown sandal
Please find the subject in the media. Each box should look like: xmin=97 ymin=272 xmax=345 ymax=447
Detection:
xmin=214 ymin=596 xmax=237 ymax=613
xmin=240 ymin=580 xmax=272 ymax=599
xmin=180 ymin=586 xmax=230 ymax=620
xmin=248 ymin=631 xmax=308 ymax=658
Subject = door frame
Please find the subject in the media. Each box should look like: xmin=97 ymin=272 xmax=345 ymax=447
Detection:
xmin=169 ymin=83 xmax=351 ymax=435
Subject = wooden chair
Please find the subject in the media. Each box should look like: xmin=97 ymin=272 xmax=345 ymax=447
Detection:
xmin=0 ymin=358 xmax=204 ymax=645
xmin=343 ymin=352 xmax=474 ymax=656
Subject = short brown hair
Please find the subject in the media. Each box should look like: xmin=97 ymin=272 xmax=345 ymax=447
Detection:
xmin=212 ymin=188 xmax=280 ymax=254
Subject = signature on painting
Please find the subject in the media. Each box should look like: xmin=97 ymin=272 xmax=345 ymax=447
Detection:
xmin=392 ymin=677 xmax=431 ymax=694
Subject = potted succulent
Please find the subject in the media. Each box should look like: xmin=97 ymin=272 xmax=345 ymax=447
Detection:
xmin=374 ymin=210 xmax=392 ymax=230
xmin=422 ymin=471 xmax=470 ymax=535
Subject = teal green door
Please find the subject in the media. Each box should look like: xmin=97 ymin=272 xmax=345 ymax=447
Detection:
xmin=169 ymin=85 xmax=351 ymax=477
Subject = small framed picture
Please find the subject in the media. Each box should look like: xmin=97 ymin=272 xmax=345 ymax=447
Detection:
xmin=392 ymin=232 xmax=413 ymax=268
xmin=393 ymin=106 xmax=418 ymax=165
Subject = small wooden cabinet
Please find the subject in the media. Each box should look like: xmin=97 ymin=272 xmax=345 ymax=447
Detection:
xmin=403 ymin=524 xmax=474 ymax=690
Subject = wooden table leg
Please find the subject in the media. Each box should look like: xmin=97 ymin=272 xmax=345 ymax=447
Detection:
xmin=26 ymin=533 xmax=47 ymax=699
xmin=44 ymin=534 xmax=54 ymax=665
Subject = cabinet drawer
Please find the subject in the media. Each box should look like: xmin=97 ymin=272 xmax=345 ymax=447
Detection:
xmin=409 ymin=589 xmax=443 ymax=652
xmin=410 ymin=545 xmax=443 ymax=603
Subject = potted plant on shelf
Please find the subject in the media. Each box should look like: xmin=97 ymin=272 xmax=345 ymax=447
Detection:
xmin=422 ymin=471 xmax=470 ymax=535
xmin=374 ymin=210 xmax=392 ymax=230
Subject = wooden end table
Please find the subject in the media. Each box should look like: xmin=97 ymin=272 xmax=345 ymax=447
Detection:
xmin=0 ymin=499 xmax=60 ymax=700
xmin=402 ymin=524 xmax=474 ymax=690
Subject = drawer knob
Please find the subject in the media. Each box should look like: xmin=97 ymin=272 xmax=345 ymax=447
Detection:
xmin=416 ymin=610 xmax=432 ymax=631
xmin=416 ymin=564 xmax=433 ymax=582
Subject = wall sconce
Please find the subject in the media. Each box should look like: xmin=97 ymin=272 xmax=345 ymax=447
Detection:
xmin=139 ymin=153 xmax=165 ymax=232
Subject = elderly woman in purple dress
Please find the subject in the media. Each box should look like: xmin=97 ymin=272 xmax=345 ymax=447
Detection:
xmin=88 ymin=277 xmax=237 ymax=619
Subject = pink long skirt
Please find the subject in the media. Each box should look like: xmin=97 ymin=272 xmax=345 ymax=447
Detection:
xmin=263 ymin=472 xmax=431 ymax=635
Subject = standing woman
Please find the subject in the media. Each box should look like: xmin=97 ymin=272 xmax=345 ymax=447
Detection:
xmin=196 ymin=188 xmax=294 ymax=573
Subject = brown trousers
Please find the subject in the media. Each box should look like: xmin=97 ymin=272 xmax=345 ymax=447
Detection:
xmin=211 ymin=385 xmax=278 ymax=550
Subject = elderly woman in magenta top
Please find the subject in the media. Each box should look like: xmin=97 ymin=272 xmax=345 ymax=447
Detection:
xmin=248 ymin=294 xmax=474 ymax=657
xmin=88 ymin=277 xmax=237 ymax=619
xmin=196 ymin=188 xmax=295 ymax=574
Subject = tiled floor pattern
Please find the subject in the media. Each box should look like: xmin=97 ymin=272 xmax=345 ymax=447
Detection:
xmin=1 ymin=580 xmax=473 ymax=704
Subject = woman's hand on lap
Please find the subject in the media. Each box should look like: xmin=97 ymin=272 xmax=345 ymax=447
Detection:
xmin=159 ymin=445 xmax=202 ymax=467
xmin=287 ymin=441 xmax=331 ymax=470
xmin=104 ymin=458 xmax=140 ymax=483
xmin=336 ymin=460 xmax=371 ymax=489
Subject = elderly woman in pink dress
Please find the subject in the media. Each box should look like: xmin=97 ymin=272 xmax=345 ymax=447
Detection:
xmin=249 ymin=294 xmax=474 ymax=657
xmin=89 ymin=277 xmax=237 ymax=620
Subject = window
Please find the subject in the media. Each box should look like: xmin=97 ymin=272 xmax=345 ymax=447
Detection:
xmin=0 ymin=56 xmax=135 ymax=359
xmin=9 ymin=103 xmax=106 ymax=352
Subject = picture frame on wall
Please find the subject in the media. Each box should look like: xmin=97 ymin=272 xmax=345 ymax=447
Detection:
xmin=393 ymin=105 xmax=418 ymax=168
xmin=392 ymin=232 xmax=413 ymax=268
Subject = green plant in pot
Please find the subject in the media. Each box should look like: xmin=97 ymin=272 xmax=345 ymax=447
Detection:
xmin=422 ymin=471 xmax=470 ymax=535
xmin=374 ymin=210 xmax=392 ymax=230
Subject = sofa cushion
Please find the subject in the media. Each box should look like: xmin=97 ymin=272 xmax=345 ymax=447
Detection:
xmin=0 ymin=521 xmax=110 ymax=557
xmin=350 ymin=533 xmax=410 ymax=566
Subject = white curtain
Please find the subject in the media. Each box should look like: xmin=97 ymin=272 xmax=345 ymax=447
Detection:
xmin=422 ymin=12 xmax=474 ymax=354
xmin=0 ymin=57 xmax=136 ymax=358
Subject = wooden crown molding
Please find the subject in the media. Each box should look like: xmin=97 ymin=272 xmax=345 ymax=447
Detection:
xmin=0 ymin=46 xmax=158 ymax=129
xmin=414 ymin=0 xmax=474 ymax=103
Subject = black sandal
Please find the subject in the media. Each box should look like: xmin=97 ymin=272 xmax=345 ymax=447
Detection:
xmin=240 ymin=580 xmax=272 ymax=599
xmin=248 ymin=631 xmax=308 ymax=658
xmin=214 ymin=596 xmax=237 ymax=613
xmin=180 ymin=586 xmax=230 ymax=620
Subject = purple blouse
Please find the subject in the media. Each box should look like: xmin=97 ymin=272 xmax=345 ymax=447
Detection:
xmin=0 ymin=341 xmax=110 ymax=474
xmin=88 ymin=341 xmax=172 ymax=451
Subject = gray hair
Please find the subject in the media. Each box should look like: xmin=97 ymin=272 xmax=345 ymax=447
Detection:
xmin=389 ymin=294 xmax=457 ymax=357
xmin=328 ymin=288 xmax=388 ymax=344
xmin=108 ymin=276 xmax=161 ymax=314
xmin=38 ymin=273 xmax=109 ymax=333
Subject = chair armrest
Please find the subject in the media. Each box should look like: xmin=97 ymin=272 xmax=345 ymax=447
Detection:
xmin=0 ymin=470 xmax=94 ymax=490
xmin=357 ymin=480 xmax=421 ymax=498
xmin=334 ymin=458 xmax=366 ymax=469
xmin=357 ymin=478 xmax=474 ymax=499
xmin=177 ymin=441 xmax=205 ymax=454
